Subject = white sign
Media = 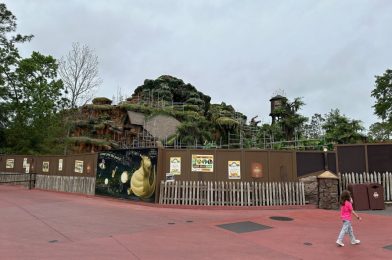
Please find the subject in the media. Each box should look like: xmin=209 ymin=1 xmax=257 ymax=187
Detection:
xmin=6 ymin=159 xmax=14 ymax=169
xmin=42 ymin=161 xmax=49 ymax=173
xmin=170 ymin=157 xmax=181 ymax=175
xmin=75 ymin=160 xmax=84 ymax=173
xmin=166 ymin=172 xmax=175 ymax=182
xmin=58 ymin=159 xmax=63 ymax=171
xmin=23 ymin=158 xmax=28 ymax=168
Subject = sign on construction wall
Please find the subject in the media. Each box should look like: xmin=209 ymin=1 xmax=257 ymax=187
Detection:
xmin=6 ymin=159 xmax=14 ymax=169
xmin=169 ymin=157 xmax=181 ymax=175
xmin=191 ymin=154 xmax=214 ymax=172
xmin=228 ymin=161 xmax=241 ymax=180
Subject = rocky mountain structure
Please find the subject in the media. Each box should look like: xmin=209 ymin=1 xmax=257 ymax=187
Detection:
xmin=67 ymin=75 xmax=248 ymax=154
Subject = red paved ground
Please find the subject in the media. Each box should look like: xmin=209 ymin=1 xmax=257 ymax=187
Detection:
xmin=1 ymin=185 xmax=391 ymax=260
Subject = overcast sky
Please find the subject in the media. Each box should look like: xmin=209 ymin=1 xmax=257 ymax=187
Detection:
xmin=4 ymin=0 xmax=392 ymax=129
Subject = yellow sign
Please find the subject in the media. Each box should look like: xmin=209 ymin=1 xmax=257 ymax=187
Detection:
xmin=228 ymin=161 xmax=241 ymax=179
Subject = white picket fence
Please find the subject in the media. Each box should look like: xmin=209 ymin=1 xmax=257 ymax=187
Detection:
xmin=159 ymin=180 xmax=305 ymax=206
xmin=35 ymin=175 xmax=96 ymax=195
xmin=338 ymin=172 xmax=392 ymax=201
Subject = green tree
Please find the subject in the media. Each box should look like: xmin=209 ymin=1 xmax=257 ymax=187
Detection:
xmin=176 ymin=120 xmax=212 ymax=147
xmin=0 ymin=4 xmax=68 ymax=154
xmin=370 ymin=69 xmax=392 ymax=141
xmin=322 ymin=109 xmax=365 ymax=144
xmin=368 ymin=122 xmax=391 ymax=141
xmin=371 ymin=69 xmax=392 ymax=123
xmin=4 ymin=52 xmax=67 ymax=154
xmin=207 ymin=102 xmax=246 ymax=147
xmin=0 ymin=3 xmax=33 ymax=151
xmin=303 ymin=113 xmax=325 ymax=139
xmin=272 ymin=97 xmax=308 ymax=140
xmin=257 ymin=123 xmax=284 ymax=148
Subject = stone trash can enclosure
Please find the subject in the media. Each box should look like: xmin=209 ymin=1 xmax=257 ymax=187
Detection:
xmin=317 ymin=171 xmax=339 ymax=210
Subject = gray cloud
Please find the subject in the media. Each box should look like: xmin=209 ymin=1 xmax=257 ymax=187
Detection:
xmin=4 ymin=0 xmax=392 ymax=129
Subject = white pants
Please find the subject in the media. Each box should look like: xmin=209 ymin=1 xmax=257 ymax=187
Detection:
xmin=337 ymin=220 xmax=357 ymax=242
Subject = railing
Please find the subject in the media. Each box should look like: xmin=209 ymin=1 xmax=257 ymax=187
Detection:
xmin=159 ymin=180 xmax=305 ymax=206
xmin=0 ymin=172 xmax=95 ymax=195
xmin=0 ymin=172 xmax=36 ymax=189
xmin=338 ymin=172 xmax=392 ymax=201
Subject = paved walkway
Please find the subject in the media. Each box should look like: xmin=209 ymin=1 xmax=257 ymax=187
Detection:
xmin=1 ymin=185 xmax=391 ymax=260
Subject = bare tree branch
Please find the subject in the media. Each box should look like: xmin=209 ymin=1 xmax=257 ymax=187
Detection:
xmin=59 ymin=42 xmax=102 ymax=108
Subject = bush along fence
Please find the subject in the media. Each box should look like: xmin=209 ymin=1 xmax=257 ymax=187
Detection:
xmin=338 ymin=172 xmax=392 ymax=202
xmin=159 ymin=180 xmax=305 ymax=206
xmin=35 ymin=175 xmax=96 ymax=195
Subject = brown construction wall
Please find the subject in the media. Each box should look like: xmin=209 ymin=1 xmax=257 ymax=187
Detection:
xmin=160 ymin=149 xmax=297 ymax=182
xmin=367 ymin=144 xmax=392 ymax=173
xmin=296 ymin=151 xmax=337 ymax=177
xmin=269 ymin=151 xmax=296 ymax=181
xmin=0 ymin=154 xmax=97 ymax=177
xmin=336 ymin=145 xmax=366 ymax=173
xmin=0 ymin=155 xmax=34 ymax=173
xmin=336 ymin=143 xmax=392 ymax=173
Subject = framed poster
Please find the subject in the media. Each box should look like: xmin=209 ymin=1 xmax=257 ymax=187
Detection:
xmin=42 ymin=161 xmax=49 ymax=173
xmin=6 ymin=159 xmax=14 ymax=169
xmin=228 ymin=161 xmax=241 ymax=179
xmin=58 ymin=159 xmax=63 ymax=171
xmin=191 ymin=154 xmax=214 ymax=172
xmin=169 ymin=157 xmax=181 ymax=175
xmin=251 ymin=162 xmax=263 ymax=178
xmin=75 ymin=160 xmax=84 ymax=173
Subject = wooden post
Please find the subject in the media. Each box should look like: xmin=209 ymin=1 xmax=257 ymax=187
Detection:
xmin=29 ymin=172 xmax=32 ymax=190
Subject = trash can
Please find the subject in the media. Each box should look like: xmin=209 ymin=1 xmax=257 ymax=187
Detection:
xmin=347 ymin=184 xmax=370 ymax=210
xmin=367 ymin=183 xmax=385 ymax=210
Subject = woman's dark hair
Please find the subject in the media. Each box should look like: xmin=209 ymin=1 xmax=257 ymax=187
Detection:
xmin=340 ymin=190 xmax=351 ymax=205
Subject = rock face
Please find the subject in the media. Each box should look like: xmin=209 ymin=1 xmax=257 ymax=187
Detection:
xmin=144 ymin=114 xmax=181 ymax=140
xmin=318 ymin=178 xmax=339 ymax=210
xmin=300 ymin=176 xmax=318 ymax=205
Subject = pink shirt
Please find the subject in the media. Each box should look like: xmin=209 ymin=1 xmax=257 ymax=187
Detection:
xmin=340 ymin=200 xmax=353 ymax=221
